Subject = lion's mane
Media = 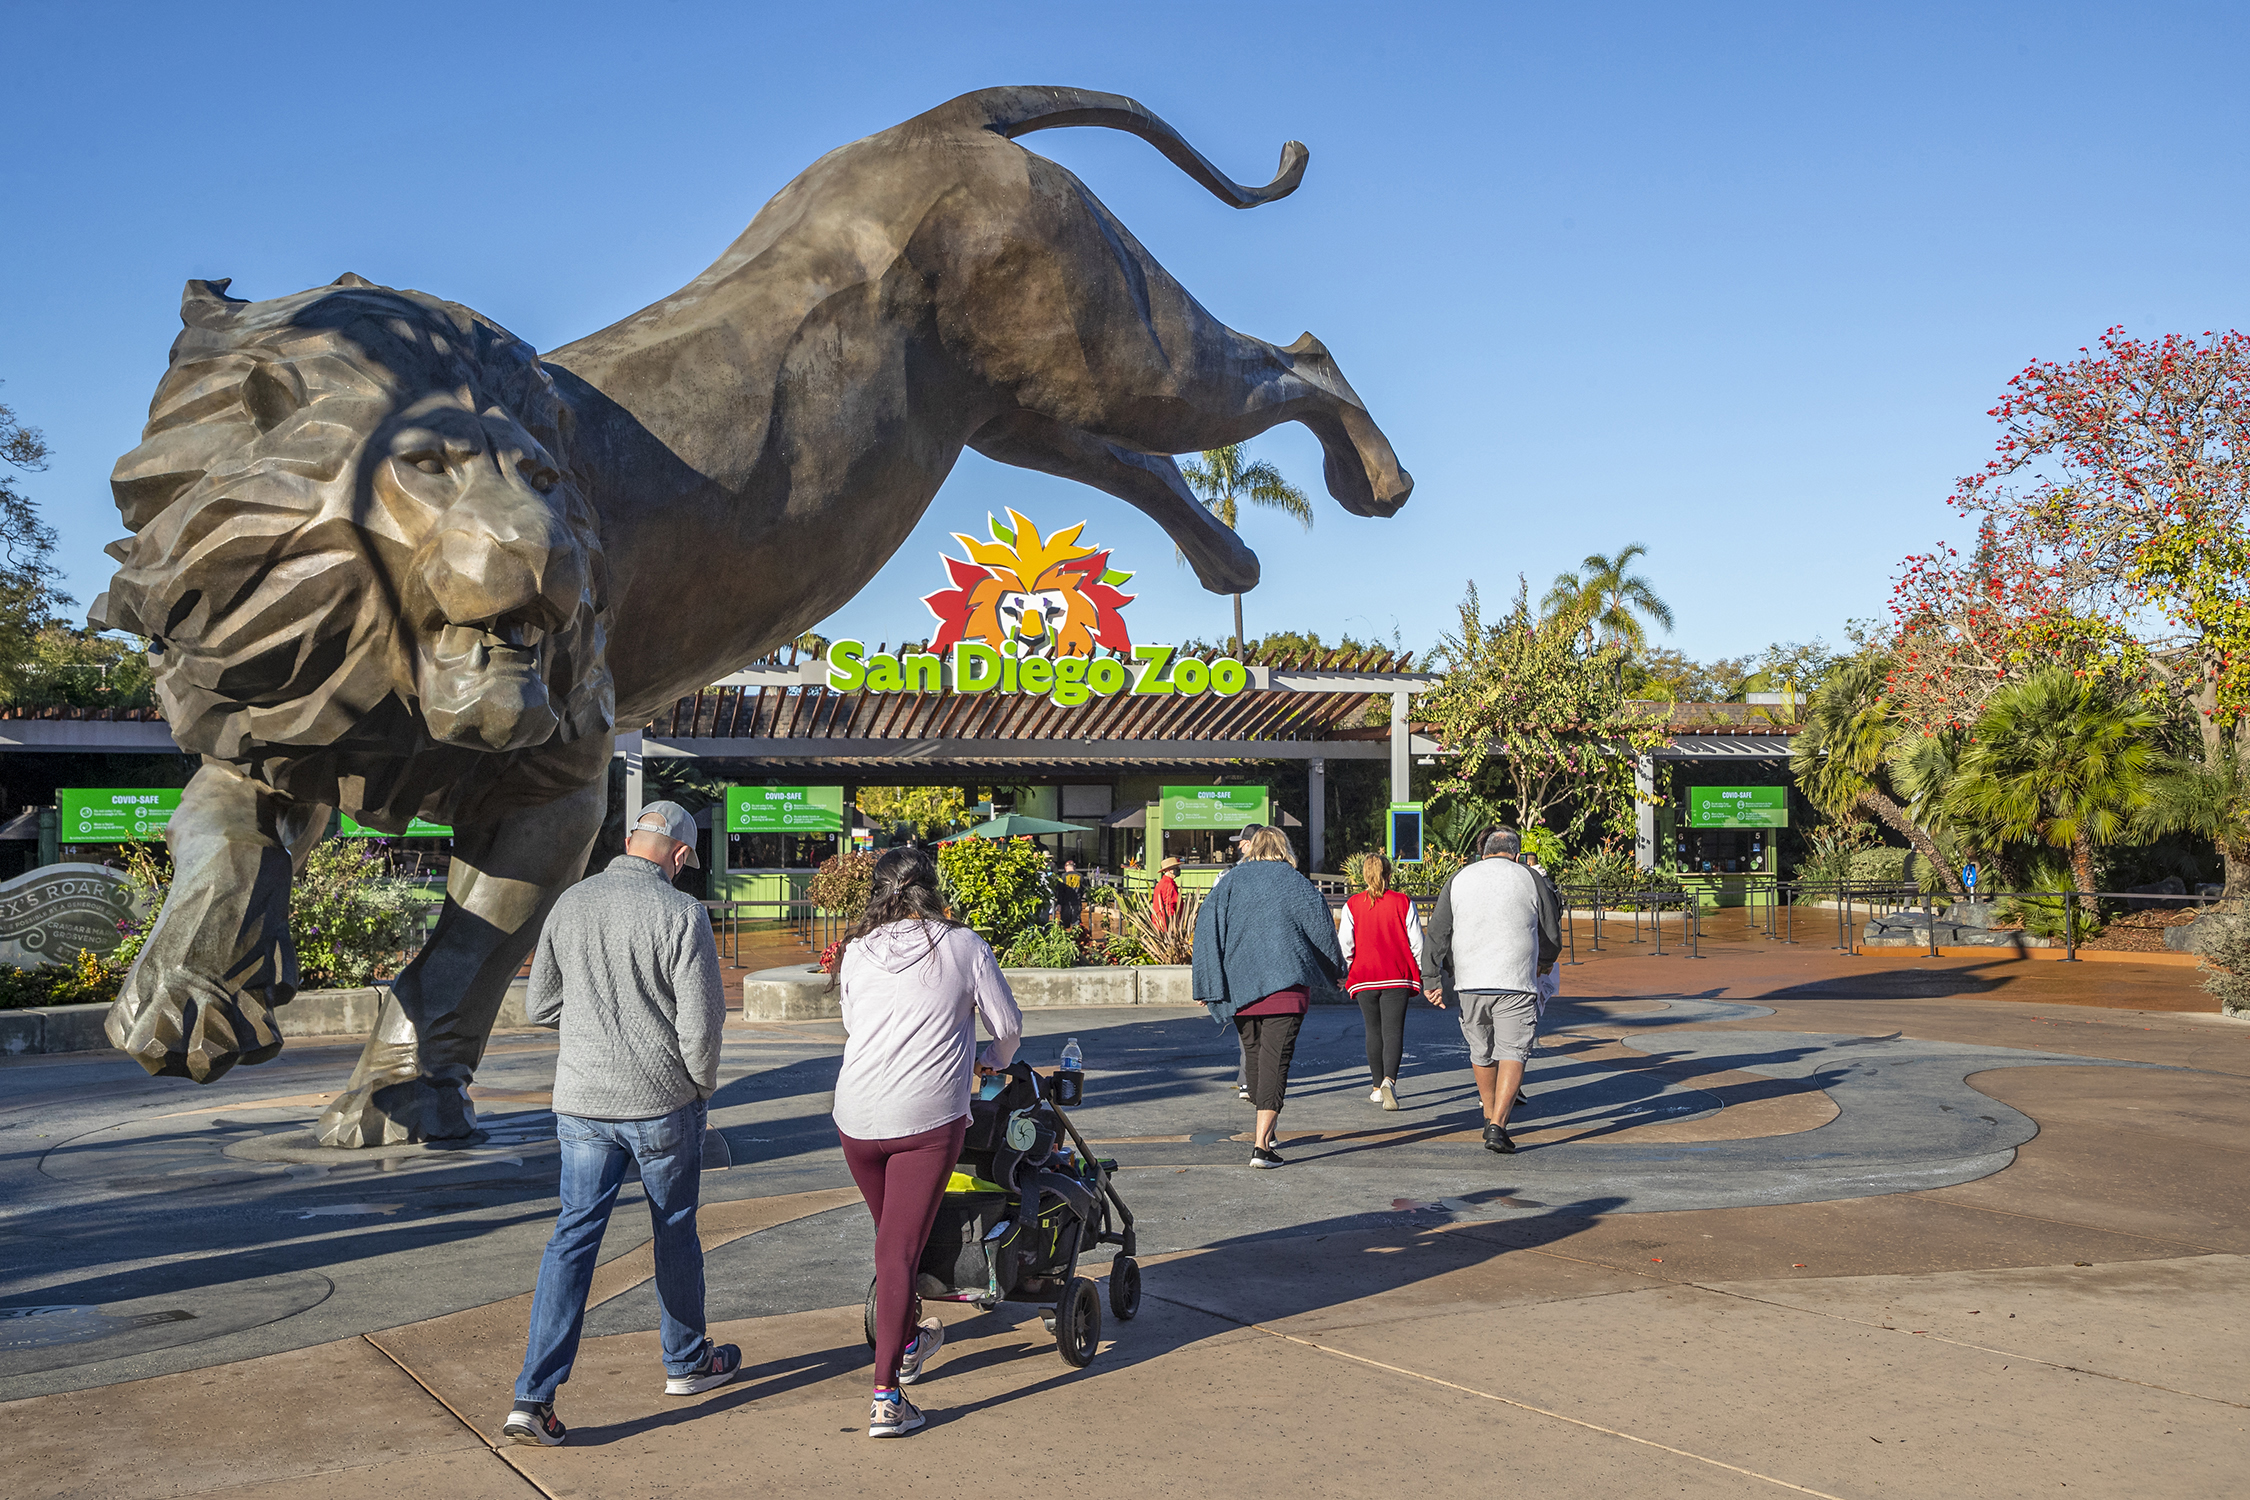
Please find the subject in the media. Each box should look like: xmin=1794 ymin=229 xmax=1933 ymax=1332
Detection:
xmin=92 ymin=276 xmax=613 ymax=818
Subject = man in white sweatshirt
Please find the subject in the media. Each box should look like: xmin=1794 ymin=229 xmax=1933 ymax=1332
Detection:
xmin=1424 ymin=827 xmax=1562 ymax=1154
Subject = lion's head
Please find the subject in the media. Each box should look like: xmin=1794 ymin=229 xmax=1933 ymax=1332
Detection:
xmin=92 ymin=275 xmax=613 ymax=766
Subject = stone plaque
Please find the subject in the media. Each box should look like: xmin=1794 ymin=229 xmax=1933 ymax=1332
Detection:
xmin=0 ymin=864 xmax=141 ymax=968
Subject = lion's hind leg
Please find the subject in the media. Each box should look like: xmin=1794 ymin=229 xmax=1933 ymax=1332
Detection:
xmin=104 ymin=763 xmax=307 ymax=1083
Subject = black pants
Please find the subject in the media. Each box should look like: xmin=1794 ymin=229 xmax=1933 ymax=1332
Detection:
xmin=1356 ymin=986 xmax=1412 ymax=1084
xmin=1233 ymin=1012 xmax=1303 ymax=1112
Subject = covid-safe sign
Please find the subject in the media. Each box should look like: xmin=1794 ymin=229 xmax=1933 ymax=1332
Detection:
xmin=823 ymin=510 xmax=1252 ymax=706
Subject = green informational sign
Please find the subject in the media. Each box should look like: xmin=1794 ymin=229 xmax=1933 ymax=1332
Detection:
xmin=1160 ymin=785 xmax=1269 ymax=830
xmin=1687 ymin=786 xmax=1789 ymax=828
xmin=727 ymin=785 xmax=845 ymax=833
xmin=339 ymin=814 xmax=454 ymax=838
xmin=58 ymin=788 xmax=182 ymax=842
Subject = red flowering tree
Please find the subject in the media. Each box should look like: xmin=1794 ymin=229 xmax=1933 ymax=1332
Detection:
xmin=1937 ymin=327 xmax=2250 ymax=888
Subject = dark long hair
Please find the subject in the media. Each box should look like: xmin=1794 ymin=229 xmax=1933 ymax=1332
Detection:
xmin=830 ymin=846 xmax=960 ymax=985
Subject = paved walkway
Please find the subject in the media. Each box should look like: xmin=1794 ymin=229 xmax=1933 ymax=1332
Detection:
xmin=2 ymin=942 xmax=2243 ymax=1497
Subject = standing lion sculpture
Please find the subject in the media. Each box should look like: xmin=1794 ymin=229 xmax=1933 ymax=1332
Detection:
xmin=96 ymin=86 xmax=1412 ymax=1145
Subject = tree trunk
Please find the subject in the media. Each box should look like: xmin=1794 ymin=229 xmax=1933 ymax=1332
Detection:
xmin=1231 ymin=593 xmax=1244 ymax=657
xmin=2070 ymin=829 xmax=2098 ymax=896
xmin=1854 ymin=788 xmax=1968 ymax=898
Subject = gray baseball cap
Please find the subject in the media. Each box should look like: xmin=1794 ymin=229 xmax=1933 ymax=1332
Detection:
xmin=632 ymin=800 xmax=702 ymax=867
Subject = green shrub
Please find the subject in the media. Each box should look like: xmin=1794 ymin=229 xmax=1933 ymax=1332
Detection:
xmin=1557 ymin=841 xmax=1639 ymax=897
xmin=2196 ymin=905 xmax=2250 ymax=1016
xmin=2000 ymin=862 xmax=2103 ymax=943
xmin=998 ymin=922 xmax=1081 ymax=969
xmin=937 ymin=836 xmax=1052 ymax=948
xmin=292 ymin=839 xmax=421 ymax=988
xmin=0 ymin=949 xmax=125 ymax=1010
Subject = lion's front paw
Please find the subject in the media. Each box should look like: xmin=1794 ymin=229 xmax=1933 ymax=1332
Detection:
xmin=104 ymin=971 xmax=282 ymax=1083
xmin=315 ymin=1074 xmax=478 ymax=1147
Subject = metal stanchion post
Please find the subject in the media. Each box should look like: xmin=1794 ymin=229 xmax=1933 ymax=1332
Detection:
xmin=1592 ymin=892 xmax=1604 ymax=953
xmin=1565 ymin=900 xmax=1579 ymax=967
xmin=1653 ymin=891 xmax=1664 ymax=957
xmin=1928 ymin=895 xmax=1940 ymax=959
xmin=2063 ymin=890 xmax=2079 ymax=961
xmin=1691 ymin=893 xmax=1704 ymax=958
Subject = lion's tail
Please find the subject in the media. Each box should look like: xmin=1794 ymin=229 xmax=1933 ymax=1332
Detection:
xmin=938 ymin=86 xmax=1307 ymax=209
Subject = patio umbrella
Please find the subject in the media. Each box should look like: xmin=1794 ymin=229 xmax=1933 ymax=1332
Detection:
xmin=938 ymin=813 xmax=1087 ymax=844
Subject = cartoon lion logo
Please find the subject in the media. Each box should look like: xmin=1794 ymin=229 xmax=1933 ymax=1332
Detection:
xmin=922 ymin=510 xmax=1134 ymax=658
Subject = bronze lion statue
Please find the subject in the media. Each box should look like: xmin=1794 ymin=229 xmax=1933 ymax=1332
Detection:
xmin=96 ymin=86 xmax=1412 ymax=1145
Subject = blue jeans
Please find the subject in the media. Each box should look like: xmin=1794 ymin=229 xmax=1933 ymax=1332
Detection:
xmin=515 ymin=1098 xmax=709 ymax=1403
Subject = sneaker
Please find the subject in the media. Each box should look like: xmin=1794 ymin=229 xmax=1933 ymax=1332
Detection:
xmin=664 ymin=1342 xmax=743 ymax=1396
xmin=1369 ymin=1085 xmax=1384 ymax=1104
xmin=502 ymin=1400 xmax=566 ymax=1447
xmin=869 ymin=1391 xmax=926 ymax=1437
xmin=896 ymin=1317 xmax=944 ymax=1386
xmin=1249 ymin=1145 xmax=1285 ymax=1169
xmin=1483 ymin=1122 xmax=1516 ymax=1155
xmin=1377 ymin=1081 xmax=1399 ymax=1112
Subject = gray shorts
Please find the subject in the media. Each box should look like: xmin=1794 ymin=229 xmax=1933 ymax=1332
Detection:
xmin=1456 ymin=989 xmax=1539 ymax=1066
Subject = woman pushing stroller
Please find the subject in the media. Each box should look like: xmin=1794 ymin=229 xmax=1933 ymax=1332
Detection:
xmin=832 ymin=848 xmax=1022 ymax=1437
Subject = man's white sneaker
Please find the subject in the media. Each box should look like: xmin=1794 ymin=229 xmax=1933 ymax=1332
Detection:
xmin=896 ymin=1317 xmax=944 ymax=1386
xmin=1369 ymin=1086 xmax=1384 ymax=1103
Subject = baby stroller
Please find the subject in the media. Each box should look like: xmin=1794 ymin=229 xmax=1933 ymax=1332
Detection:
xmin=863 ymin=1059 xmax=1140 ymax=1368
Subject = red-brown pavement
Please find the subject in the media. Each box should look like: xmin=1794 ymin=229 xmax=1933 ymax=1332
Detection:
xmin=7 ymin=939 xmax=2245 ymax=1499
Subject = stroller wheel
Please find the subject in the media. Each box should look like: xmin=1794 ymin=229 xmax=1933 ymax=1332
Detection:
xmin=1055 ymin=1276 xmax=1102 ymax=1368
xmin=1109 ymin=1255 xmax=1142 ymax=1321
xmin=863 ymin=1277 xmax=922 ymax=1350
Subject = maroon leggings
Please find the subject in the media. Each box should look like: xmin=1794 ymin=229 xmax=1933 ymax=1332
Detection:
xmin=839 ymin=1115 xmax=968 ymax=1389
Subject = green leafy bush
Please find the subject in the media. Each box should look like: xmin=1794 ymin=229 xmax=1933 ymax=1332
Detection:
xmin=0 ymin=949 xmax=124 ymax=1010
xmin=998 ymin=921 xmax=1081 ymax=969
xmin=2195 ymin=905 xmax=2250 ymax=1016
xmin=2000 ymin=862 xmax=2104 ymax=943
xmin=937 ymin=836 xmax=1051 ymax=948
xmin=1556 ymin=840 xmax=1638 ymax=898
xmin=806 ymin=849 xmax=878 ymax=917
xmin=292 ymin=839 xmax=421 ymax=988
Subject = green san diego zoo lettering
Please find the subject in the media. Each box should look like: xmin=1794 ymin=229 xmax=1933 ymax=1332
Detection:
xmin=824 ymin=640 xmax=1248 ymax=704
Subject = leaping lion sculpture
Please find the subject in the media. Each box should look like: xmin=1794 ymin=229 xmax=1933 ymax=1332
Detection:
xmin=95 ymin=86 xmax=1412 ymax=1145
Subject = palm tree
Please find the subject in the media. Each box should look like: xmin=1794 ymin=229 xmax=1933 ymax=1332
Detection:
xmin=1790 ymin=655 xmax=1967 ymax=897
xmin=1179 ymin=444 xmax=1312 ymax=653
xmin=1541 ymin=543 xmax=1675 ymax=654
xmin=1945 ymin=668 xmax=2158 ymax=895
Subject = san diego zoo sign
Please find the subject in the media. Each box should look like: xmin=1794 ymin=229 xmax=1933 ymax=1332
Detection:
xmin=823 ymin=510 xmax=1252 ymax=705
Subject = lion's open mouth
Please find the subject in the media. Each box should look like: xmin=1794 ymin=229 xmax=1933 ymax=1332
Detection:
xmin=421 ymin=616 xmax=559 ymax=752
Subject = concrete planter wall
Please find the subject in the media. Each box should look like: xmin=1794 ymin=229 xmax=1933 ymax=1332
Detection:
xmin=737 ymin=962 xmax=1347 ymax=1022
xmin=0 ymin=979 xmax=533 ymax=1057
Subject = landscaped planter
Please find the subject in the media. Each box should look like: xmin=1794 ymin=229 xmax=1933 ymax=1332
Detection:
xmin=0 ymin=979 xmax=534 ymax=1056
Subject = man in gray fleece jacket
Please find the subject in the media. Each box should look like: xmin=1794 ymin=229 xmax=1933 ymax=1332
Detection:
xmin=1424 ymin=826 xmax=1561 ymax=1155
xmin=504 ymin=801 xmax=736 ymax=1448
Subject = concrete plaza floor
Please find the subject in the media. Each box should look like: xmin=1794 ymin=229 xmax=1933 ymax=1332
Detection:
xmin=2 ymin=934 xmax=2244 ymax=1498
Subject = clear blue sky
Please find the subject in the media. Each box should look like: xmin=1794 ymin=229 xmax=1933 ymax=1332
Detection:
xmin=5 ymin=2 xmax=2246 ymax=667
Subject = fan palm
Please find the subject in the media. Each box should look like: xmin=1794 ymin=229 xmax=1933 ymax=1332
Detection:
xmin=1945 ymin=668 xmax=2158 ymax=894
xmin=1790 ymin=655 xmax=1967 ymax=897
xmin=1541 ymin=543 xmax=1675 ymax=654
xmin=1179 ymin=444 xmax=1312 ymax=653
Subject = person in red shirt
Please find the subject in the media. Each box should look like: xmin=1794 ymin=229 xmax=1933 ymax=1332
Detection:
xmin=1152 ymin=855 xmax=1183 ymax=933
xmin=1336 ymin=853 xmax=1432 ymax=1111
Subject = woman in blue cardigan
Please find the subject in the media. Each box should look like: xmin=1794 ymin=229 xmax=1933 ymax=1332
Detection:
xmin=1192 ymin=826 xmax=1344 ymax=1168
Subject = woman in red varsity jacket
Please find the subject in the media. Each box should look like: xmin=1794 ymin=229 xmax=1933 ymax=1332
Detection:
xmin=1336 ymin=853 xmax=1433 ymax=1111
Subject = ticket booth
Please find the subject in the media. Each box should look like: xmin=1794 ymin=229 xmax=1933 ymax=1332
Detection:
xmin=1674 ymin=785 xmax=1784 ymax=905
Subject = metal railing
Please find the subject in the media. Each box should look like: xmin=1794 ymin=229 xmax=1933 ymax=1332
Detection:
xmin=1548 ymin=879 xmax=2222 ymax=963
xmin=697 ymin=898 xmax=848 ymax=970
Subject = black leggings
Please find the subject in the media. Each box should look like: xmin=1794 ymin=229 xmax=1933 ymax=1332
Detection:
xmin=1234 ymin=1012 xmax=1302 ymax=1112
xmin=1356 ymin=986 xmax=1412 ymax=1083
